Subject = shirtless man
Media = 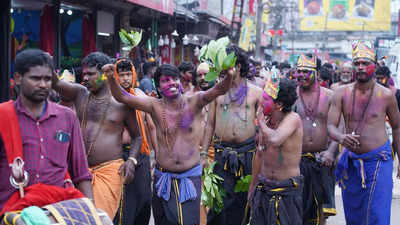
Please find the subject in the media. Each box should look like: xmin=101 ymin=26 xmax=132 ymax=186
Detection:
xmin=104 ymin=63 xmax=234 ymax=225
xmin=178 ymin=61 xmax=195 ymax=93
xmin=52 ymin=52 xmax=142 ymax=220
xmin=113 ymin=58 xmax=153 ymax=225
xmin=294 ymin=54 xmax=338 ymax=225
xmin=328 ymin=40 xmax=400 ymax=225
xmin=249 ymin=77 xmax=303 ymax=225
xmin=331 ymin=61 xmax=353 ymax=90
xmin=206 ymin=46 xmax=264 ymax=225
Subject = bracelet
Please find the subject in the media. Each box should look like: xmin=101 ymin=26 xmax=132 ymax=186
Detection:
xmin=127 ymin=157 xmax=138 ymax=166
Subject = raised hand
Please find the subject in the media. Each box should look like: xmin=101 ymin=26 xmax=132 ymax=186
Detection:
xmin=102 ymin=64 xmax=116 ymax=80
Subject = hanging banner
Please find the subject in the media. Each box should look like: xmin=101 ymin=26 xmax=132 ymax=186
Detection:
xmin=239 ymin=18 xmax=254 ymax=51
xmin=299 ymin=0 xmax=390 ymax=31
xmin=127 ymin=0 xmax=174 ymax=15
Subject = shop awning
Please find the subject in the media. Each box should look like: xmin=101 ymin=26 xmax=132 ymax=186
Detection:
xmin=126 ymin=0 xmax=174 ymax=15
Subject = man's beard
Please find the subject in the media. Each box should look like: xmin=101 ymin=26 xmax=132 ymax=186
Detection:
xmin=356 ymin=72 xmax=373 ymax=83
xmin=341 ymin=76 xmax=351 ymax=83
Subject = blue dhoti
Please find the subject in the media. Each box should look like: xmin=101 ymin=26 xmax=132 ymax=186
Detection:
xmin=152 ymin=164 xmax=202 ymax=225
xmin=335 ymin=140 xmax=393 ymax=225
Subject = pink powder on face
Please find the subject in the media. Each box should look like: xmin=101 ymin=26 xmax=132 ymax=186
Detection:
xmin=159 ymin=75 xmax=179 ymax=98
xmin=365 ymin=63 xmax=375 ymax=78
xmin=262 ymin=92 xmax=274 ymax=115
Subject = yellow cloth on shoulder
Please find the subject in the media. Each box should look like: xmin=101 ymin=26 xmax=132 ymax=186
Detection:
xmin=90 ymin=159 xmax=124 ymax=219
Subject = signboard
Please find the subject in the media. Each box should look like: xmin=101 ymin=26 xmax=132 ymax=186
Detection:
xmin=239 ymin=18 xmax=255 ymax=51
xmin=127 ymin=0 xmax=174 ymax=15
xmin=299 ymin=0 xmax=391 ymax=31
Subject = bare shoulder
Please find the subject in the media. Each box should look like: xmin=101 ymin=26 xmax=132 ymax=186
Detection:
xmin=376 ymin=83 xmax=393 ymax=98
xmin=333 ymin=83 xmax=353 ymax=98
xmin=331 ymin=83 xmax=339 ymax=90
xmin=321 ymin=86 xmax=333 ymax=97
xmin=76 ymin=86 xmax=90 ymax=101
xmin=248 ymin=82 xmax=263 ymax=92
xmin=134 ymin=88 xmax=146 ymax=96
xmin=285 ymin=111 xmax=302 ymax=127
xmin=248 ymin=82 xmax=263 ymax=98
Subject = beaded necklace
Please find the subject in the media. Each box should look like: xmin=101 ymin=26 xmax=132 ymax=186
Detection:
xmin=161 ymin=98 xmax=184 ymax=153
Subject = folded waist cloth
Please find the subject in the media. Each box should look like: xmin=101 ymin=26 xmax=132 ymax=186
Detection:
xmin=154 ymin=164 xmax=202 ymax=203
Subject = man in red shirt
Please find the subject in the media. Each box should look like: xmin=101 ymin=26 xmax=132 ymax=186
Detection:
xmin=0 ymin=49 xmax=93 ymax=211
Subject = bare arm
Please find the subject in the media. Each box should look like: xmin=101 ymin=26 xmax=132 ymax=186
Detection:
xmin=195 ymin=68 xmax=234 ymax=110
xmin=76 ymin=180 xmax=94 ymax=201
xmin=52 ymin=71 xmax=86 ymax=102
xmin=201 ymin=101 xmax=216 ymax=153
xmin=257 ymin=108 xmax=300 ymax=148
xmin=386 ymin=93 xmax=400 ymax=170
xmin=103 ymin=64 xmax=154 ymax=113
xmin=320 ymin=90 xmax=339 ymax=165
xmin=120 ymin=107 xmax=142 ymax=184
xmin=248 ymin=150 xmax=262 ymax=201
xmin=327 ymin=89 xmax=344 ymax=142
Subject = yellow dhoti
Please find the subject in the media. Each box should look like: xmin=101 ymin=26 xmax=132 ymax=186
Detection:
xmin=90 ymin=159 xmax=124 ymax=219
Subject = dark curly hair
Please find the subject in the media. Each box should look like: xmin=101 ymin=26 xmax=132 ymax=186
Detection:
xmin=15 ymin=49 xmax=54 ymax=75
xmin=81 ymin=52 xmax=111 ymax=72
xmin=275 ymin=78 xmax=298 ymax=112
xmin=116 ymin=58 xmax=133 ymax=73
xmin=226 ymin=45 xmax=249 ymax=78
xmin=178 ymin=61 xmax=195 ymax=73
xmin=154 ymin=64 xmax=181 ymax=94
xmin=320 ymin=67 xmax=332 ymax=85
xmin=178 ymin=61 xmax=196 ymax=86
xmin=375 ymin=66 xmax=391 ymax=77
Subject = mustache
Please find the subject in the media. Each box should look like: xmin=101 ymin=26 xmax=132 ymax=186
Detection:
xmin=33 ymin=89 xmax=50 ymax=95
xmin=356 ymin=71 xmax=367 ymax=75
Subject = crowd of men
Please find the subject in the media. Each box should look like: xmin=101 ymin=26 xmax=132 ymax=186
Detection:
xmin=0 ymin=39 xmax=399 ymax=225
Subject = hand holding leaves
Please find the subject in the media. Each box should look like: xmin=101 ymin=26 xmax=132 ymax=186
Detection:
xmin=119 ymin=29 xmax=142 ymax=49
xmin=198 ymin=36 xmax=237 ymax=81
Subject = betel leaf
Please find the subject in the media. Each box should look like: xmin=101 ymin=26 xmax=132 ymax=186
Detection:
xmin=234 ymin=175 xmax=252 ymax=193
xmin=216 ymin=36 xmax=230 ymax=48
xmin=202 ymin=162 xmax=225 ymax=214
xmin=207 ymin=40 xmax=218 ymax=63
xmin=119 ymin=29 xmax=142 ymax=48
xmin=119 ymin=31 xmax=131 ymax=46
xmin=205 ymin=71 xmax=219 ymax=82
xmin=216 ymin=50 xmax=227 ymax=71
xmin=222 ymin=52 xmax=236 ymax=70
xmin=130 ymin=30 xmax=142 ymax=47
xmin=199 ymin=45 xmax=208 ymax=61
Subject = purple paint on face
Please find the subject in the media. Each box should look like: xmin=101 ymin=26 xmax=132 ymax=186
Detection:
xmin=159 ymin=75 xmax=180 ymax=99
xmin=296 ymin=70 xmax=314 ymax=88
xmin=262 ymin=92 xmax=274 ymax=115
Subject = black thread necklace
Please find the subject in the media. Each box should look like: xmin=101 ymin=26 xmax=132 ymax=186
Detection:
xmin=348 ymin=82 xmax=375 ymax=136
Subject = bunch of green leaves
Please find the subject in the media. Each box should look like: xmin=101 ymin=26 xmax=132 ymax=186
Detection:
xmin=234 ymin=175 xmax=252 ymax=193
xmin=202 ymin=162 xmax=226 ymax=214
xmin=119 ymin=29 xmax=142 ymax=49
xmin=198 ymin=36 xmax=237 ymax=81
